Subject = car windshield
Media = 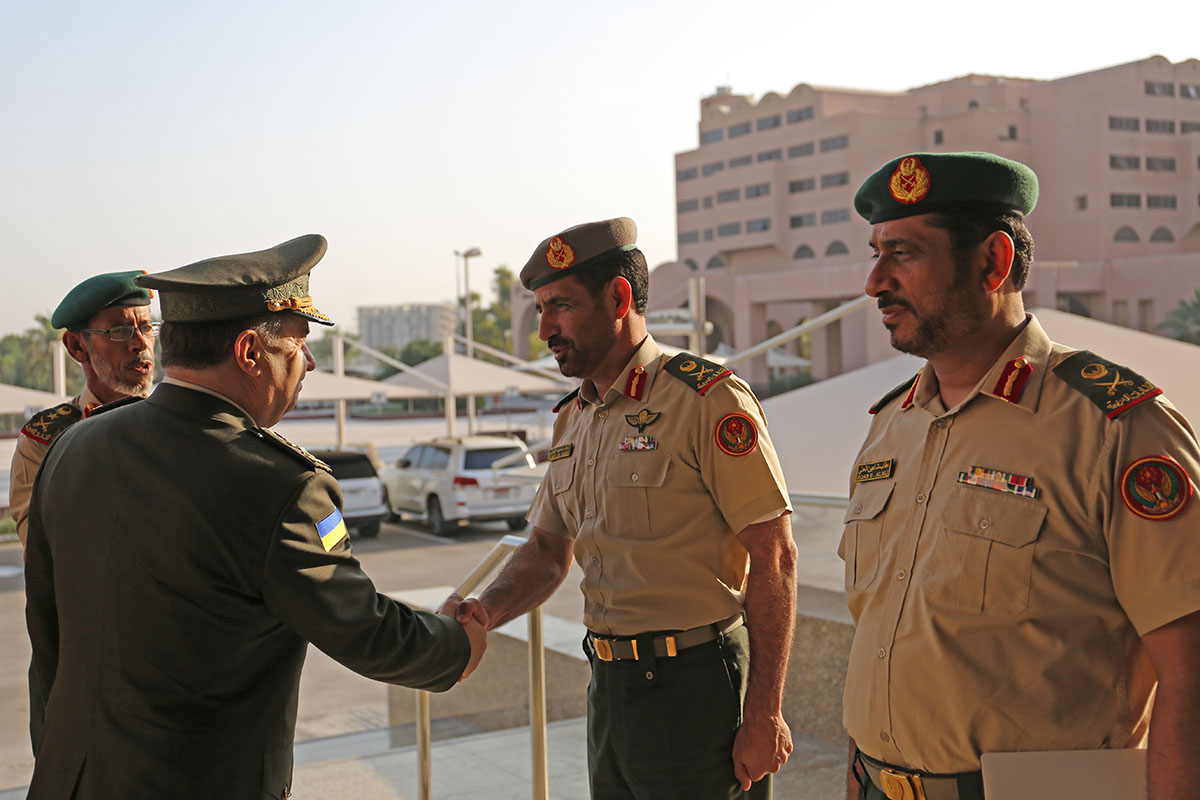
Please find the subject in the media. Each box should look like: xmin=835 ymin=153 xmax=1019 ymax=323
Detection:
xmin=463 ymin=447 xmax=530 ymax=470
xmin=314 ymin=452 xmax=378 ymax=480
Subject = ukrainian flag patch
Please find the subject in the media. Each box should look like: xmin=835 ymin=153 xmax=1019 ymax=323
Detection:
xmin=317 ymin=509 xmax=348 ymax=551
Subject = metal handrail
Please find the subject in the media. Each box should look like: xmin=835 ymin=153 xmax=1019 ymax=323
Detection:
xmin=416 ymin=535 xmax=548 ymax=800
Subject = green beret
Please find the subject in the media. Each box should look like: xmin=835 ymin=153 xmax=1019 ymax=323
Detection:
xmin=519 ymin=217 xmax=639 ymax=291
xmin=51 ymin=270 xmax=154 ymax=330
xmin=854 ymin=151 xmax=1038 ymax=224
xmin=136 ymin=234 xmax=334 ymax=326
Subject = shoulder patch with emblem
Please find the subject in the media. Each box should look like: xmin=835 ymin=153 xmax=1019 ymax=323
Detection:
xmin=552 ymin=388 xmax=580 ymax=413
xmin=21 ymin=403 xmax=84 ymax=445
xmin=1053 ymin=351 xmax=1162 ymax=419
xmin=714 ymin=412 xmax=758 ymax=457
xmin=664 ymin=353 xmax=731 ymax=395
xmin=1121 ymin=455 xmax=1192 ymax=520
xmin=869 ymin=374 xmax=919 ymax=415
xmin=257 ymin=427 xmax=332 ymax=472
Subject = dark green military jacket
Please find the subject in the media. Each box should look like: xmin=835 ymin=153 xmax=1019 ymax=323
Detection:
xmin=25 ymin=382 xmax=470 ymax=799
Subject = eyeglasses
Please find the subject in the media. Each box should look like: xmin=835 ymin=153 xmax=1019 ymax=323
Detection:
xmin=75 ymin=322 xmax=161 ymax=342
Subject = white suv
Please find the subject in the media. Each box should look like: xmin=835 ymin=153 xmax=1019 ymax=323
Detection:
xmin=381 ymin=435 xmax=542 ymax=535
xmin=308 ymin=449 xmax=389 ymax=538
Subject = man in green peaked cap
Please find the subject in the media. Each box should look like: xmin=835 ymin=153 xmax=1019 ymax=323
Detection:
xmin=24 ymin=235 xmax=486 ymax=799
xmin=463 ymin=218 xmax=798 ymax=798
xmin=841 ymin=152 xmax=1200 ymax=800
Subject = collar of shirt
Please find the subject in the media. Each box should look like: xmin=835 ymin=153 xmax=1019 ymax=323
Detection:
xmin=905 ymin=313 xmax=1053 ymax=417
xmin=161 ymin=376 xmax=259 ymax=425
xmin=76 ymin=385 xmax=104 ymax=417
xmin=577 ymin=334 xmax=665 ymax=408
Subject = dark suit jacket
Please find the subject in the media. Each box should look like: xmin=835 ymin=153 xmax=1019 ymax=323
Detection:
xmin=25 ymin=383 xmax=470 ymax=799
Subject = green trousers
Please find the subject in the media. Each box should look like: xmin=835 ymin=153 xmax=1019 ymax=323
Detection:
xmin=585 ymin=624 xmax=771 ymax=800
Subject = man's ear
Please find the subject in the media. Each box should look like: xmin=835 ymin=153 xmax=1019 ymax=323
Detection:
xmin=232 ymin=329 xmax=263 ymax=376
xmin=611 ymin=277 xmax=633 ymax=319
xmin=61 ymin=331 xmax=89 ymax=366
xmin=980 ymin=230 xmax=1016 ymax=293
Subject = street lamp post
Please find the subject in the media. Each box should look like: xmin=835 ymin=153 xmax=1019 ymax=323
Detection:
xmin=455 ymin=247 xmax=482 ymax=434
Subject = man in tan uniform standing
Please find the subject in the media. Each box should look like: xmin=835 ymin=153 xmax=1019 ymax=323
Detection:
xmin=457 ymin=218 xmax=798 ymax=798
xmin=842 ymin=152 xmax=1200 ymax=800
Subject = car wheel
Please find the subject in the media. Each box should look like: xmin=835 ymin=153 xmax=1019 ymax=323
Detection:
xmin=357 ymin=520 xmax=381 ymax=539
xmin=505 ymin=517 xmax=528 ymax=532
xmin=427 ymin=497 xmax=450 ymax=536
xmin=383 ymin=489 xmax=400 ymax=521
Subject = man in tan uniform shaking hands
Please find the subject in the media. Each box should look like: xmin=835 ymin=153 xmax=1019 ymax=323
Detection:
xmin=457 ymin=218 xmax=798 ymax=798
xmin=842 ymin=152 xmax=1200 ymax=800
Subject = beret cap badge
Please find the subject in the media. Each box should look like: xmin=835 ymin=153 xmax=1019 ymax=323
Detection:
xmin=889 ymin=156 xmax=931 ymax=205
xmin=546 ymin=237 xmax=576 ymax=270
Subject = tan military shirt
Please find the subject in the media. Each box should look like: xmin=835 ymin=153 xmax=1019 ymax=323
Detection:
xmin=528 ymin=335 xmax=791 ymax=636
xmin=8 ymin=386 xmax=102 ymax=547
xmin=841 ymin=314 xmax=1200 ymax=773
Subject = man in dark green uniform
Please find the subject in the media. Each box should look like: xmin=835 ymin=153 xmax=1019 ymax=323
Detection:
xmin=24 ymin=234 xmax=485 ymax=800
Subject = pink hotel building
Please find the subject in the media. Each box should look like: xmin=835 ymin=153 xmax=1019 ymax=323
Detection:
xmin=512 ymin=56 xmax=1200 ymax=385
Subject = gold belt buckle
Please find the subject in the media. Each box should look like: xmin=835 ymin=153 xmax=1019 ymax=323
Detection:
xmin=878 ymin=768 xmax=927 ymax=800
xmin=593 ymin=637 xmax=613 ymax=661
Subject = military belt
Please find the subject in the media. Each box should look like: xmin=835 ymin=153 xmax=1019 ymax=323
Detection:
xmin=588 ymin=613 xmax=744 ymax=662
xmin=857 ymin=750 xmax=983 ymax=800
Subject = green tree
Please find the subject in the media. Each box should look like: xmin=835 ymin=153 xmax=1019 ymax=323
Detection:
xmin=0 ymin=314 xmax=84 ymax=394
xmin=462 ymin=265 xmax=515 ymax=364
xmin=1159 ymin=289 xmax=1200 ymax=344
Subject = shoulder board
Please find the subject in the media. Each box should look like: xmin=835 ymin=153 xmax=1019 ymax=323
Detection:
xmin=1053 ymin=350 xmax=1163 ymax=420
xmin=21 ymin=403 xmax=83 ymax=445
xmin=256 ymin=427 xmax=332 ymax=472
xmin=869 ymin=374 xmax=919 ymax=415
xmin=90 ymin=396 xmax=143 ymax=416
xmin=663 ymin=352 xmax=732 ymax=395
xmin=552 ymin=388 xmax=580 ymax=413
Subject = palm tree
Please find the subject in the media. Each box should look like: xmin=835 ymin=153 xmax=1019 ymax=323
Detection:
xmin=1158 ymin=290 xmax=1200 ymax=345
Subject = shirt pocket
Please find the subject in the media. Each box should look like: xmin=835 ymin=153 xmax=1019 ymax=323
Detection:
xmin=607 ymin=452 xmax=672 ymax=538
xmin=925 ymin=483 xmax=1047 ymax=618
xmin=841 ymin=480 xmax=895 ymax=593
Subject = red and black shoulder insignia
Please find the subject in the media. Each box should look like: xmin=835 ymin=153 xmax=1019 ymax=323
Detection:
xmin=90 ymin=395 xmax=144 ymax=416
xmin=256 ymin=427 xmax=332 ymax=472
xmin=1053 ymin=350 xmax=1162 ymax=420
xmin=663 ymin=352 xmax=731 ymax=395
xmin=869 ymin=374 xmax=919 ymax=415
xmin=21 ymin=403 xmax=83 ymax=445
xmin=552 ymin=388 xmax=580 ymax=413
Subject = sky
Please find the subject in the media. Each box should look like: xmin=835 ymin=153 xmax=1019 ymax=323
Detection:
xmin=2 ymin=0 xmax=1197 ymax=337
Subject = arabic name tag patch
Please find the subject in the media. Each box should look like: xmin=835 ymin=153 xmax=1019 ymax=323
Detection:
xmin=619 ymin=435 xmax=658 ymax=451
xmin=317 ymin=509 xmax=349 ymax=552
xmin=548 ymin=443 xmax=574 ymax=462
xmin=855 ymin=459 xmax=895 ymax=483
xmin=1121 ymin=455 xmax=1192 ymax=520
xmin=957 ymin=465 xmax=1040 ymax=499
xmin=714 ymin=412 xmax=757 ymax=457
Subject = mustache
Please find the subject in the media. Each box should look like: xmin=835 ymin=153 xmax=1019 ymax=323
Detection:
xmin=124 ymin=355 xmax=153 ymax=370
xmin=546 ymin=335 xmax=574 ymax=350
xmin=876 ymin=292 xmax=915 ymax=313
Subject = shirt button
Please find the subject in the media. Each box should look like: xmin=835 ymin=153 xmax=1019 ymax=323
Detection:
xmin=880 ymin=732 xmax=891 ymax=743
xmin=915 ymin=492 xmax=926 ymax=503
xmin=598 ymin=410 xmax=608 ymax=420
xmin=553 ymin=480 xmax=559 ymax=489
xmin=587 ymin=458 xmax=595 ymax=467
xmin=979 ymin=518 xmax=991 ymax=530
xmin=595 ymin=602 xmax=604 ymax=612
xmin=590 ymin=557 xmax=599 ymax=566
xmin=631 ymin=473 xmax=640 ymax=482
xmin=585 ymin=509 xmax=594 ymax=518
xmin=896 ymin=569 xmax=906 ymax=580
xmin=854 ymin=504 xmax=863 ymax=513
xmin=936 ymin=420 xmax=948 ymax=429
xmin=876 ymin=647 xmax=886 ymax=659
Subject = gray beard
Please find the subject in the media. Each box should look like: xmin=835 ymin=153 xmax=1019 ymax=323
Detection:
xmin=89 ymin=350 xmax=153 ymax=397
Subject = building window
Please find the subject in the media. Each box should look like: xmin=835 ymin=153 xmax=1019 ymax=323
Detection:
xmin=787 ymin=106 xmax=814 ymax=124
xmin=934 ymin=129 xmax=944 ymax=145
xmin=789 ymin=178 xmax=816 ymax=193
xmin=703 ymin=228 xmax=713 ymax=241
xmin=1111 ymin=193 xmax=1141 ymax=208
xmin=677 ymin=167 xmax=698 ymax=182
xmin=819 ymin=134 xmax=849 ymax=152
xmin=1006 ymin=125 xmax=1018 ymax=140
xmin=825 ymin=240 xmax=850 ymax=256
xmin=1109 ymin=116 xmax=1140 ymax=131
xmin=1110 ymin=155 xmax=1141 ymax=170
xmin=1150 ymin=226 xmax=1175 ymax=242
xmin=684 ymin=258 xmax=700 ymax=271
xmin=1112 ymin=299 xmax=1129 ymax=326
xmin=678 ymin=231 xmax=700 ymax=245
xmin=678 ymin=199 xmax=699 ymax=213
xmin=1114 ymin=226 xmax=1139 ymax=242
xmin=1138 ymin=299 xmax=1154 ymax=332
xmin=968 ymin=99 xmax=980 ymax=109
xmin=1181 ymin=121 xmax=1200 ymax=133
xmin=821 ymin=208 xmax=851 ymax=224
xmin=703 ymin=196 xmax=713 ymax=209
xmin=717 ymin=188 xmax=740 ymax=203
xmin=820 ymin=171 xmax=850 ymax=188
xmin=1147 ymin=194 xmax=1177 ymax=209
xmin=745 ymin=183 xmax=770 ymax=198
xmin=1146 ymin=118 xmax=1176 ymax=134
xmin=789 ymin=213 xmax=817 ymax=228
xmin=707 ymin=256 xmax=726 ymax=269
xmin=793 ymin=245 xmax=815 ymax=259
xmin=717 ymin=222 xmax=742 ymax=237
xmin=703 ymin=161 xmax=725 ymax=176
xmin=1183 ymin=84 xmax=1200 ymax=99
xmin=757 ymin=149 xmax=783 ymax=162
xmin=1146 ymin=157 xmax=1177 ymax=172
xmin=1145 ymin=81 xmax=1175 ymax=97
xmin=746 ymin=218 xmax=771 ymax=232
xmin=757 ymin=115 xmax=782 ymax=131
xmin=728 ymin=122 xmax=751 ymax=138
xmin=788 ymin=142 xmax=814 ymax=158
xmin=729 ymin=155 xmax=752 ymax=168
xmin=1076 ymin=195 xmax=1088 ymax=211
xmin=700 ymin=129 xmax=724 ymax=145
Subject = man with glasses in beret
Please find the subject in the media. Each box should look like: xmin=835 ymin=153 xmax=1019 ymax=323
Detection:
xmin=842 ymin=152 xmax=1200 ymax=800
xmin=24 ymin=235 xmax=485 ymax=800
xmin=457 ymin=217 xmax=797 ymax=799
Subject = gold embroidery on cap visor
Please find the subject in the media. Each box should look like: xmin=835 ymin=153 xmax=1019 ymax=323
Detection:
xmin=546 ymin=237 xmax=576 ymax=270
xmin=888 ymin=156 xmax=932 ymax=205
xmin=265 ymin=295 xmax=331 ymax=322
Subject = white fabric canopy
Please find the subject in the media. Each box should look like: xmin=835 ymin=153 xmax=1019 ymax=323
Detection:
xmin=385 ymin=353 xmax=570 ymax=396
xmin=297 ymin=370 xmax=429 ymax=402
xmin=0 ymin=383 xmax=68 ymax=416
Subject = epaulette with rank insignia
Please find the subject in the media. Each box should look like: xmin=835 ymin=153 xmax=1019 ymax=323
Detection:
xmin=256 ymin=427 xmax=332 ymax=472
xmin=90 ymin=395 xmax=144 ymax=416
xmin=869 ymin=374 xmax=919 ymax=415
xmin=1053 ymin=350 xmax=1163 ymax=419
xmin=21 ymin=403 xmax=83 ymax=445
xmin=552 ymin=388 xmax=579 ymax=413
xmin=663 ymin=352 xmax=731 ymax=395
